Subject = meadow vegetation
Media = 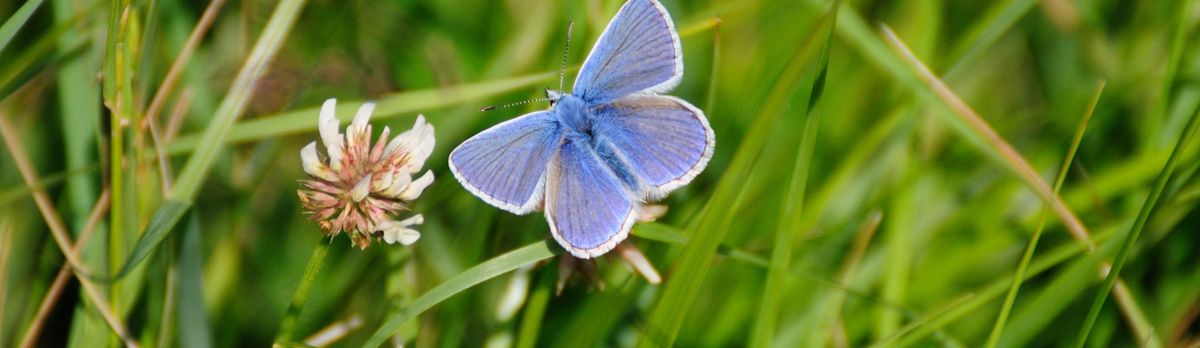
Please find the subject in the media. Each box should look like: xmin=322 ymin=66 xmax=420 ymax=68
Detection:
xmin=0 ymin=0 xmax=1198 ymax=346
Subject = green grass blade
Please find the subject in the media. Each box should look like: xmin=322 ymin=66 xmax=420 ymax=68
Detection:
xmin=890 ymin=226 xmax=1120 ymax=346
xmin=879 ymin=25 xmax=1094 ymax=246
xmin=96 ymin=0 xmax=307 ymax=282
xmin=162 ymin=15 xmax=724 ymax=156
xmin=362 ymin=241 xmax=560 ymax=347
xmin=877 ymin=166 xmax=915 ymax=339
xmin=514 ymin=270 xmax=554 ymax=348
xmin=165 ymin=71 xmax=555 ymax=155
xmin=177 ymin=215 xmax=213 ymax=348
xmin=99 ymin=200 xmax=189 ymax=280
xmin=170 ymin=0 xmax=307 ymax=200
xmin=639 ymin=3 xmax=840 ymax=346
xmin=50 ymin=0 xmax=102 ymax=234
xmin=870 ymin=293 xmax=977 ymax=347
xmin=998 ymin=231 xmax=1123 ymax=347
xmin=275 ymin=241 xmax=331 ymax=344
xmin=985 ymin=80 xmax=1104 ymax=348
xmin=1149 ymin=0 xmax=1192 ymax=147
xmin=0 ymin=12 xmax=85 ymax=102
xmin=796 ymin=0 xmax=1094 ymax=245
xmin=0 ymin=165 xmax=98 ymax=206
xmin=103 ymin=0 xmax=135 ymax=323
xmin=941 ymin=0 xmax=1037 ymax=78
xmin=0 ymin=0 xmax=45 ymax=55
xmin=1073 ymin=102 xmax=1200 ymax=347
xmin=749 ymin=1 xmax=839 ymax=346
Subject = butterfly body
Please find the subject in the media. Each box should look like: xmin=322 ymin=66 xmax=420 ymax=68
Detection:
xmin=450 ymin=0 xmax=714 ymax=259
xmin=553 ymin=94 xmax=594 ymax=138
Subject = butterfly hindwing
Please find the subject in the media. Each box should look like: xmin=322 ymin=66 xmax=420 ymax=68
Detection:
xmin=592 ymin=95 xmax=714 ymax=199
xmin=545 ymin=137 xmax=637 ymax=258
xmin=573 ymin=0 xmax=683 ymax=103
xmin=449 ymin=111 xmax=562 ymax=214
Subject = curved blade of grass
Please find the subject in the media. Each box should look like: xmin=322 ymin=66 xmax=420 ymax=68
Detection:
xmin=363 ymin=240 xmax=560 ymax=347
xmin=164 ymin=15 xmax=723 ymax=155
xmin=638 ymin=3 xmax=841 ymax=346
xmin=165 ymin=71 xmax=555 ymax=154
xmin=749 ymin=1 xmax=839 ymax=346
xmin=985 ymin=80 xmax=1104 ymax=348
xmin=0 ymin=0 xmax=45 ymax=55
xmin=1073 ymin=101 xmax=1200 ymax=347
xmin=97 ymin=0 xmax=307 ymax=282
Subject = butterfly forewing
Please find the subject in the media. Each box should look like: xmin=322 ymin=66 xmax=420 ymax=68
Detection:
xmin=573 ymin=0 xmax=683 ymax=103
xmin=546 ymin=138 xmax=637 ymax=258
xmin=449 ymin=111 xmax=562 ymax=214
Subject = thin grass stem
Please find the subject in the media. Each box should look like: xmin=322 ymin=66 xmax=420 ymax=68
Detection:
xmin=18 ymin=188 xmax=112 ymax=348
xmin=985 ymin=80 xmax=1104 ymax=347
xmin=274 ymin=241 xmax=331 ymax=344
xmin=141 ymin=0 xmax=227 ymax=130
xmin=1073 ymin=104 xmax=1200 ymax=347
xmin=827 ymin=211 xmax=884 ymax=348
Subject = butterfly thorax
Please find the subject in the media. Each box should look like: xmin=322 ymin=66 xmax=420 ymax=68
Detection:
xmin=553 ymin=94 xmax=594 ymax=140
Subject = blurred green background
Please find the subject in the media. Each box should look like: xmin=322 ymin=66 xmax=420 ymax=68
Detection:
xmin=0 ymin=0 xmax=1198 ymax=346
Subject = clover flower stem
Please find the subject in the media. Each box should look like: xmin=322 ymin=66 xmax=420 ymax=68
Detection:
xmin=275 ymin=240 xmax=332 ymax=345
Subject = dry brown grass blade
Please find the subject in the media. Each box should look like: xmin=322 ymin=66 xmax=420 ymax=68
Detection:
xmin=879 ymin=25 xmax=1094 ymax=248
xmin=830 ymin=210 xmax=884 ymax=348
xmin=1038 ymin=0 xmax=1081 ymax=31
xmin=0 ymin=222 xmax=9 ymax=344
xmin=0 ymin=113 xmax=139 ymax=347
xmin=18 ymin=188 xmax=111 ymax=348
xmin=141 ymin=0 xmax=227 ymax=192
xmin=142 ymin=0 xmax=226 ymax=129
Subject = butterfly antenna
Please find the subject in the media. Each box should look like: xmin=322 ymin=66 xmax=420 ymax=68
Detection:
xmin=482 ymin=22 xmax=572 ymax=113
xmin=480 ymin=98 xmax=552 ymax=112
xmin=559 ymin=21 xmax=574 ymax=94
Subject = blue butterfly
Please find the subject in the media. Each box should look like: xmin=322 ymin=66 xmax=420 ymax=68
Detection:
xmin=449 ymin=0 xmax=714 ymax=259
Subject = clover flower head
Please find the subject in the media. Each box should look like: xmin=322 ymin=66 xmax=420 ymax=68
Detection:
xmin=297 ymin=98 xmax=435 ymax=249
